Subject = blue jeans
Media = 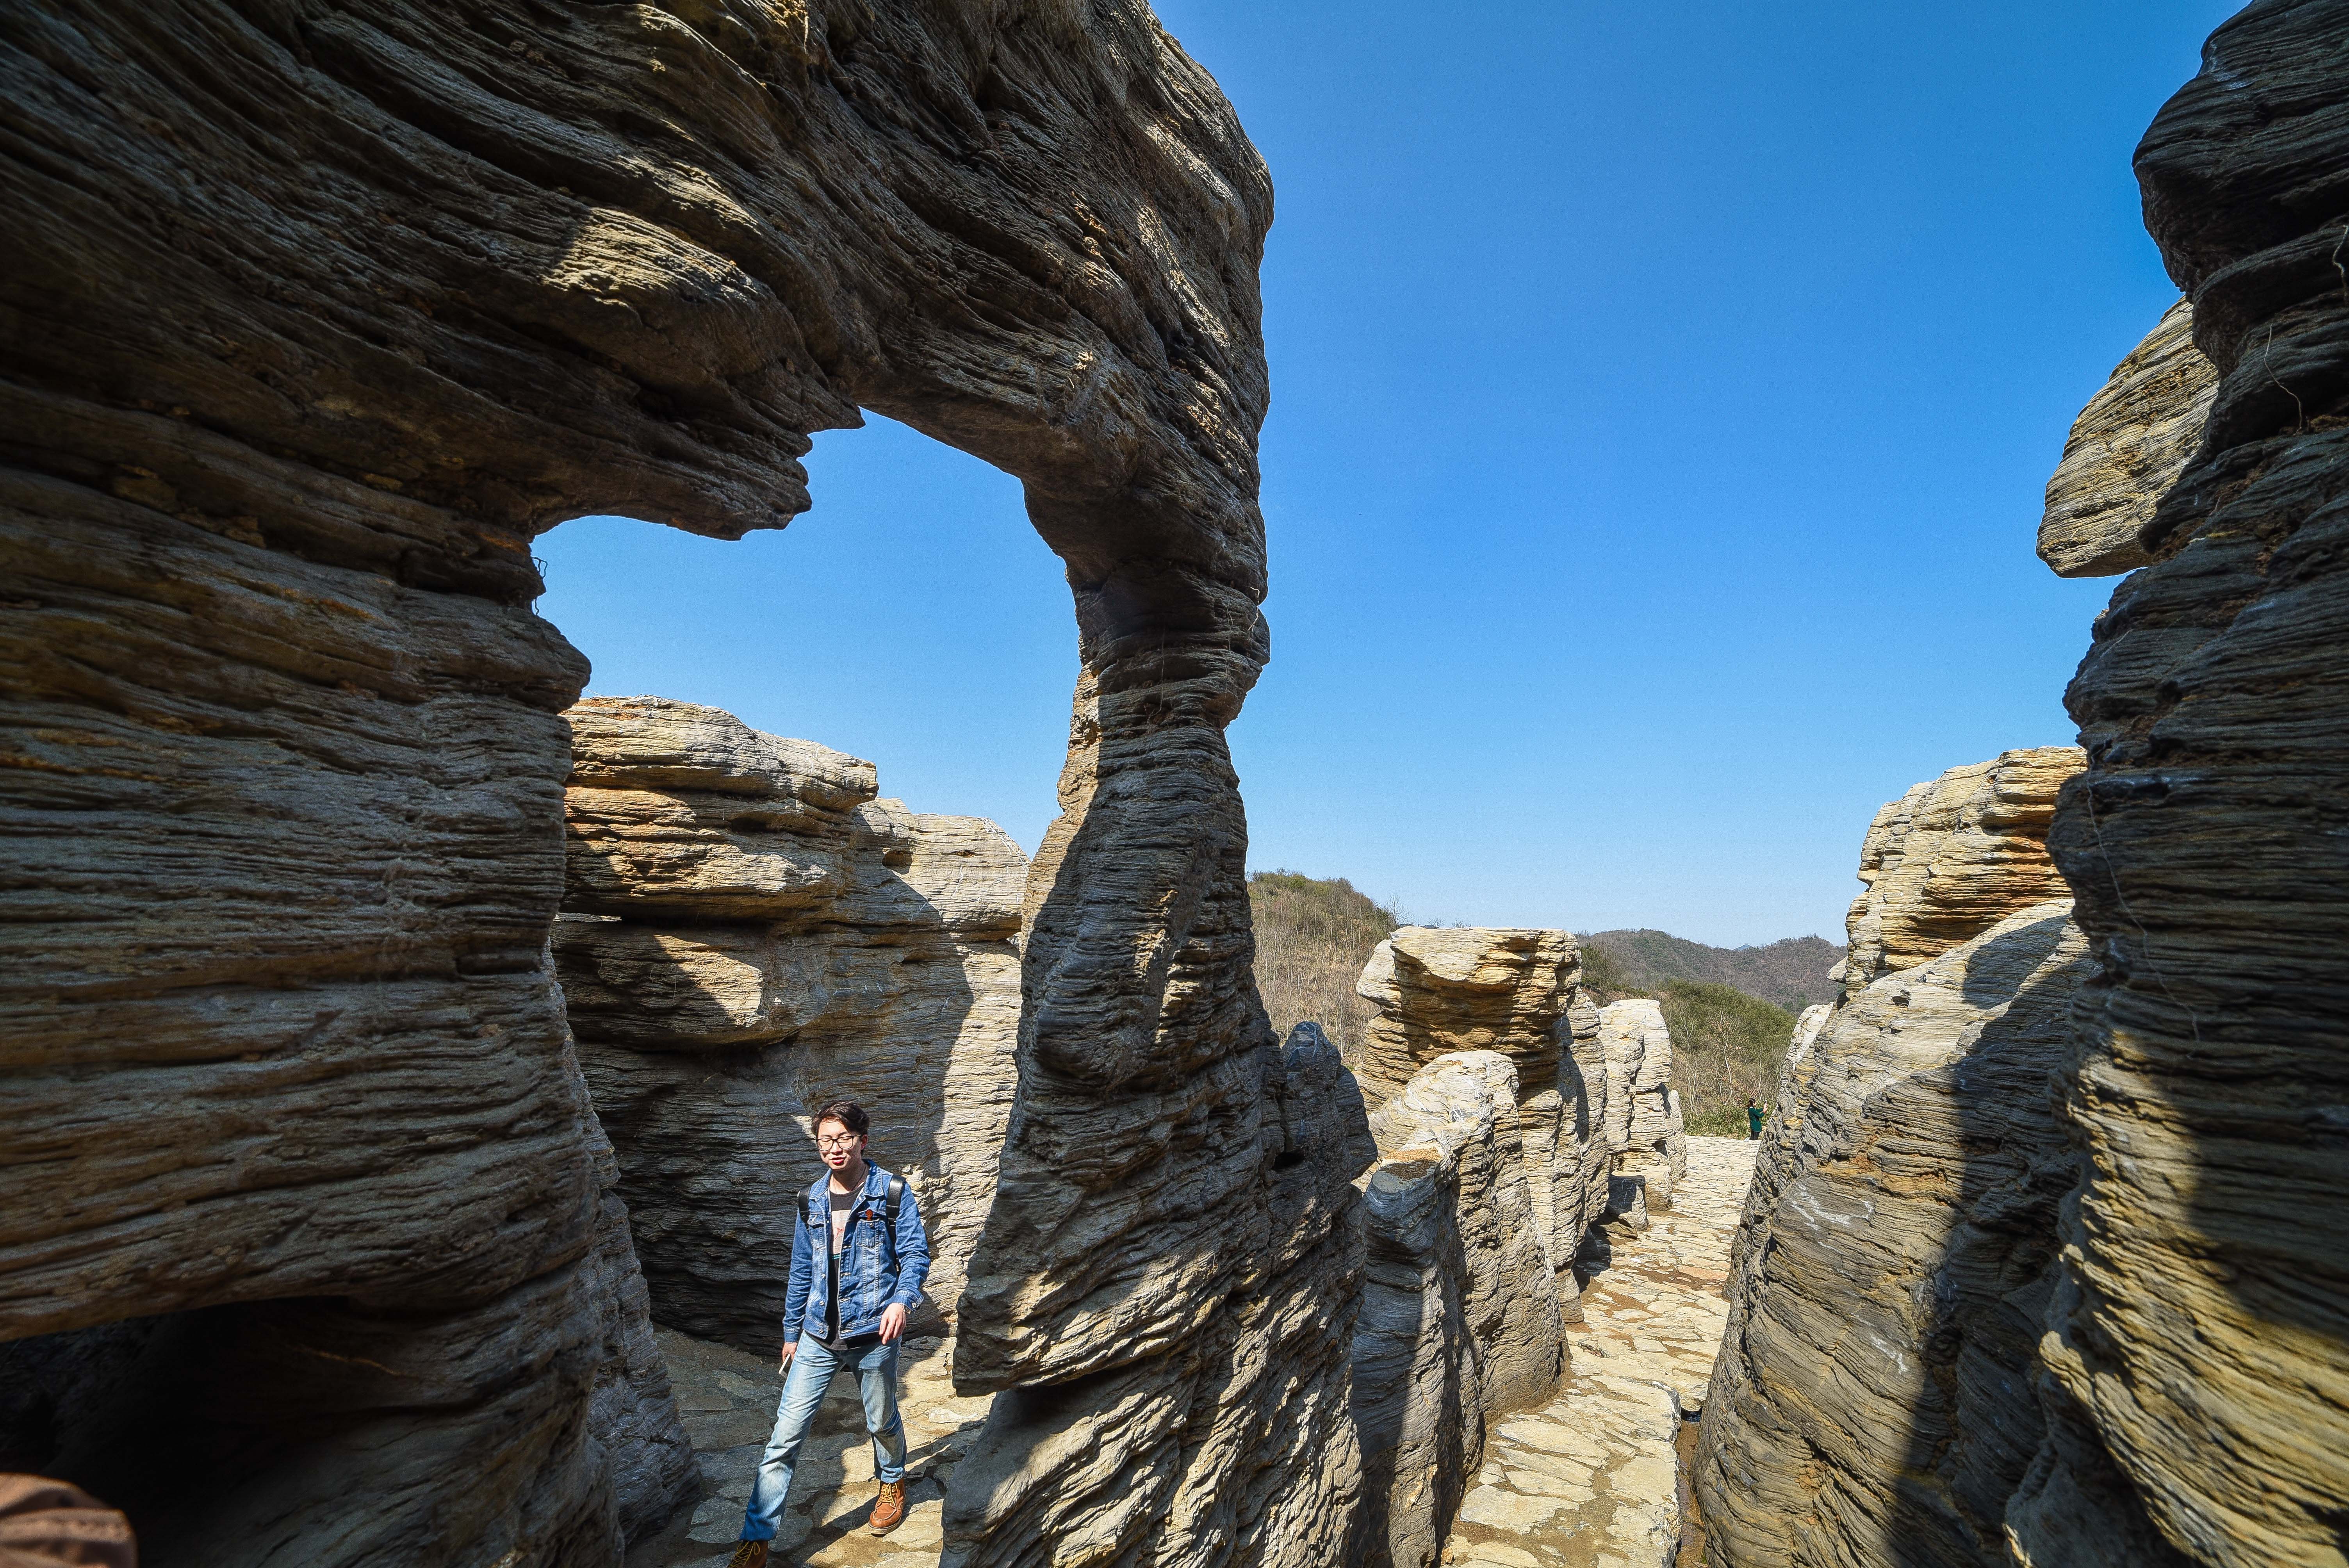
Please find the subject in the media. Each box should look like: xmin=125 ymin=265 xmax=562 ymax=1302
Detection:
xmin=740 ymin=1335 xmax=906 ymax=1542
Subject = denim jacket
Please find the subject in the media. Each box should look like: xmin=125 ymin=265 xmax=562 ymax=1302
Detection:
xmin=782 ymin=1162 xmax=932 ymax=1345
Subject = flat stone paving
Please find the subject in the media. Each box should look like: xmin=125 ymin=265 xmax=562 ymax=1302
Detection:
xmin=1441 ymin=1135 xmax=1760 ymax=1568
xmin=625 ymin=1332 xmax=990 ymax=1568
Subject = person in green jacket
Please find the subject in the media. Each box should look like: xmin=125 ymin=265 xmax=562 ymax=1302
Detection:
xmin=1746 ymin=1096 xmax=1765 ymax=1139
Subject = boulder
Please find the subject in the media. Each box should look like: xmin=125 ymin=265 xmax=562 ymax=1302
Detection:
xmin=2038 ymin=298 xmax=2216 ymax=577
xmin=1354 ymin=1050 xmax=1567 ymax=1568
xmin=1556 ymin=987 xmax=1617 ymax=1286
xmin=2016 ymin=7 xmax=2349 ymax=1561
xmin=0 ymin=0 xmax=1299 ymax=1557
xmin=1597 ymin=999 xmax=1687 ymax=1210
xmin=1838 ymin=748 xmax=2084 ymax=987
xmin=1353 ymin=929 xmax=1597 ymax=1270
xmin=1696 ymin=902 xmax=2092 ymax=1568
xmin=553 ymin=697 xmax=1025 ymax=1347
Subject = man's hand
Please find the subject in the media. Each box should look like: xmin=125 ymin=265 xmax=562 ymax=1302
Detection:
xmin=777 ymin=1340 xmax=796 ymax=1373
xmin=878 ymin=1303 xmax=908 ymax=1344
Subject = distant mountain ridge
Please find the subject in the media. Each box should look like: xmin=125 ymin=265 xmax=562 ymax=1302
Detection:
xmin=1578 ymin=928 xmax=1844 ymax=1013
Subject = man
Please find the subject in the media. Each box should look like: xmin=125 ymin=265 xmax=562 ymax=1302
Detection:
xmin=728 ymin=1100 xmax=931 ymax=1568
xmin=1746 ymin=1096 xmax=1765 ymax=1140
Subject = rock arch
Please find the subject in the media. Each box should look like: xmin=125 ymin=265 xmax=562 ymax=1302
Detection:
xmin=0 ymin=3 xmax=1360 ymax=1562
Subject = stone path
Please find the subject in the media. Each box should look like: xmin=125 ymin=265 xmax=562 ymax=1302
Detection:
xmin=1441 ymin=1135 xmax=1759 ymax=1568
xmin=625 ymin=1333 xmax=991 ymax=1568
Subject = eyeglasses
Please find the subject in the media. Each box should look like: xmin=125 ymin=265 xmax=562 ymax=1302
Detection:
xmin=816 ymin=1134 xmax=862 ymax=1149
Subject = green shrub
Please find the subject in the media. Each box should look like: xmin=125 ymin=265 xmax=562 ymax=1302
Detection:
xmin=1649 ymin=978 xmax=1795 ymax=1134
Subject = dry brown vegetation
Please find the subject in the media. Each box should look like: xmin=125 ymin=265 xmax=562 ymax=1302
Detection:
xmin=1247 ymin=870 xmax=1400 ymax=1060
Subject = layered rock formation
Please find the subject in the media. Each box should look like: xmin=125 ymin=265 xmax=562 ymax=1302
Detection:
xmin=1558 ymin=987 xmax=1618 ymax=1275
xmin=1699 ymin=903 xmax=2091 ymax=1567
xmin=2 ymin=1 xmax=1299 ymax=1560
xmin=2039 ymin=298 xmax=2217 ymax=577
xmin=1597 ymin=999 xmax=1687 ymax=1211
xmin=1698 ymin=745 xmax=2095 ymax=1568
xmin=1838 ymin=747 xmax=2084 ymax=987
xmin=552 ymin=696 xmax=1025 ymax=1346
xmin=1355 ymin=1050 xmax=1565 ymax=1568
xmin=1353 ymin=928 xmax=1603 ymax=1269
xmin=1707 ymin=13 xmax=2349 ymax=1563
xmin=2014 ymin=7 xmax=2349 ymax=1560
xmin=0 ymin=1010 xmax=694 ymax=1561
xmin=942 ymin=1017 xmax=1375 ymax=1568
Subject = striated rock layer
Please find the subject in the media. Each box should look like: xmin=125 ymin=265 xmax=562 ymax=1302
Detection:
xmin=1354 ymin=1050 xmax=1565 ymax=1568
xmin=1838 ymin=747 xmax=2084 ymax=988
xmin=0 ymin=0 xmax=1303 ymax=1560
xmin=2016 ymin=5 xmax=2349 ymax=1562
xmin=553 ymin=696 xmax=1025 ymax=1347
xmin=2039 ymin=298 xmax=2217 ymax=577
xmin=1353 ymin=928 xmax=1603 ymax=1272
xmin=1698 ymin=739 xmax=2101 ymax=1568
xmin=943 ymin=1019 xmax=1374 ymax=1567
xmin=1596 ymin=999 xmax=1686 ymax=1211
xmin=1699 ymin=903 xmax=2092 ymax=1567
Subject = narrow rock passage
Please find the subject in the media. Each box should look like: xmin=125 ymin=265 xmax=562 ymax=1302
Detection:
xmin=1442 ymin=1136 xmax=1760 ymax=1568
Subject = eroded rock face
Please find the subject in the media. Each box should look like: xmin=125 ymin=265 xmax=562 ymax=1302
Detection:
xmin=1596 ymin=999 xmax=1686 ymax=1211
xmin=553 ymin=696 xmax=1025 ymax=1347
xmin=574 ymin=1048 xmax=701 ymax=1545
xmin=1557 ymin=987 xmax=1616 ymax=1287
xmin=2039 ymin=298 xmax=2217 ymax=577
xmin=1838 ymin=748 xmax=2084 ymax=987
xmin=1355 ymin=1050 xmax=1566 ymax=1568
xmin=1353 ymin=929 xmax=1595 ymax=1270
xmin=1696 ymin=903 xmax=2092 ymax=1568
xmin=2015 ymin=7 xmax=2349 ymax=1561
xmin=2 ymin=0 xmax=1289 ymax=1559
xmin=941 ymin=1021 xmax=1374 ymax=1568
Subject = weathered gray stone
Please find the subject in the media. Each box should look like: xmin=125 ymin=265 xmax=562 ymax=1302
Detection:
xmin=2038 ymin=298 xmax=2216 ymax=577
xmin=0 ymin=0 xmax=1295 ymax=1558
xmin=574 ymin=1046 xmax=699 ymax=1546
xmin=942 ymin=1022 xmax=1374 ymax=1568
xmin=554 ymin=696 xmax=1025 ymax=1348
xmin=1696 ymin=902 xmax=2092 ymax=1568
xmin=1353 ymin=1050 xmax=1566 ymax=1568
xmin=1353 ymin=929 xmax=1595 ymax=1272
xmin=1597 ymin=999 xmax=1686 ymax=1211
xmin=1556 ymin=988 xmax=1616 ymax=1282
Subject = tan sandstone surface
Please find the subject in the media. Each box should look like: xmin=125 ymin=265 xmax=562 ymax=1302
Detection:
xmin=1355 ymin=928 xmax=1607 ymax=1274
xmin=2037 ymin=298 xmax=2216 ymax=577
xmin=1441 ymin=1135 xmax=1758 ymax=1568
xmin=1836 ymin=747 xmax=2083 ymax=988
xmin=623 ymin=1331 xmax=985 ymax=1568
xmin=556 ymin=696 xmax=1024 ymax=1348
xmin=0 ymin=0 xmax=1315 ymax=1560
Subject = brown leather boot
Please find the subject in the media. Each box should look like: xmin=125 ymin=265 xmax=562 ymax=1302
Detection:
xmin=725 ymin=1540 xmax=768 ymax=1568
xmin=867 ymin=1480 xmax=906 ymax=1535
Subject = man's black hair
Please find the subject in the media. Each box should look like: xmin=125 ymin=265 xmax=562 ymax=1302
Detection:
xmin=814 ymin=1099 xmax=870 ymax=1137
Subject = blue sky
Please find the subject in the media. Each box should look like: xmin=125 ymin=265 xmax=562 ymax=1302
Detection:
xmin=538 ymin=0 xmax=2240 ymax=947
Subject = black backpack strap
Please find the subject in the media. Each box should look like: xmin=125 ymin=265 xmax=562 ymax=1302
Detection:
xmin=886 ymin=1175 xmax=904 ymax=1227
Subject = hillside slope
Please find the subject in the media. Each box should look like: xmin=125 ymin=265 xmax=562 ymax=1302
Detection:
xmin=1247 ymin=870 xmax=1400 ymax=1057
xmin=1579 ymin=928 xmax=1843 ymax=1013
